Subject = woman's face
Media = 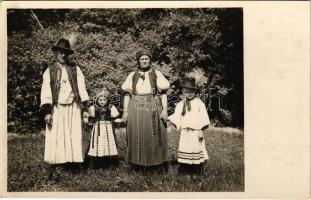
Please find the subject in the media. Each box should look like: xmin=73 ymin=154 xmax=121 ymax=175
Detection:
xmin=182 ymin=88 xmax=195 ymax=99
xmin=97 ymin=96 xmax=108 ymax=107
xmin=56 ymin=49 xmax=68 ymax=64
xmin=139 ymin=55 xmax=151 ymax=69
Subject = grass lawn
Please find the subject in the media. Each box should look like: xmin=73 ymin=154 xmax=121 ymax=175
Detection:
xmin=7 ymin=126 xmax=244 ymax=192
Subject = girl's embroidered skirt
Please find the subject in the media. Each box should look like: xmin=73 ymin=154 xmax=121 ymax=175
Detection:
xmin=44 ymin=102 xmax=84 ymax=164
xmin=88 ymin=121 xmax=118 ymax=157
xmin=178 ymin=129 xmax=209 ymax=164
xmin=126 ymin=95 xmax=168 ymax=166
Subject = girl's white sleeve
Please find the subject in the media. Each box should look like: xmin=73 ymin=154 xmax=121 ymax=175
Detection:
xmin=168 ymin=101 xmax=183 ymax=129
xmin=155 ymin=70 xmax=170 ymax=91
xmin=110 ymin=105 xmax=120 ymax=118
xmin=88 ymin=105 xmax=95 ymax=117
xmin=196 ymin=99 xmax=211 ymax=129
xmin=121 ymin=72 xmax=135 ymax=93
xmin=40 ymin=69 xmax=53 ymax=106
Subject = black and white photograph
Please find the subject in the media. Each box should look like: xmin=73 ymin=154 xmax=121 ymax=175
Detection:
xmin=1 ymin=1 xmax=310 ymax=199
xmin=6 ymin=7 xmax=244 ymax=192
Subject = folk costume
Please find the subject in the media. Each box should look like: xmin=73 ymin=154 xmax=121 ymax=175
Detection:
xmin=168 ymin=78 xmax=210 ymax=165
xmin=87 ymin=89 xmax=119 ymax=157
xmin=121 ymin=49 xmax=170 ymax=166
xmin=40 ymin=38 xmax=89 ymax=164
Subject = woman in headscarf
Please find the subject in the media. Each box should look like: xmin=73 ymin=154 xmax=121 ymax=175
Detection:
xmin=121 ymin=49 xmax=170 ymax=168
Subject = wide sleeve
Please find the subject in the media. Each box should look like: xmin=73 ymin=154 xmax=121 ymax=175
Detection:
xmin=88 ymin=105 xmax=95 ymax=117
xmin=155 ymin=70 xmax=170 ymax=91
xmin=77 ymin=66 xmax=89 ymax=102
xmin=121 ymin=71 xmax=135 ymax=93
xmin=40 ymin=69 xmax=53 ymax=106
xmin=192 ymin=99 xmax=211 ymax=130
xmin=168 ymin=101 xmax=183 ymax=129
xmin=110 ymin=105 xmax=120 ymax=118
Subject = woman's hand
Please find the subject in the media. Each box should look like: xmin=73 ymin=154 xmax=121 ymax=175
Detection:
xmin=121 ymin=111 xmax=128 ymax=123
xmin=160 ymin=110 xmax=168 ymax=121
xmin=83 ymin=111 xmax=89 ymax=124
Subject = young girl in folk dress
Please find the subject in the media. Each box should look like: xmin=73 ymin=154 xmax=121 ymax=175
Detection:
xmin=86 ymin=88 xmax=120 ymax=168
xmin=168 ymin=77 xmax=210 ymax=173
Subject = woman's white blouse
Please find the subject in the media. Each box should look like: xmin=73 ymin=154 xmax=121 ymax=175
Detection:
xmin=88 ymin=105 xmax=119 ymax=118
xmin=168 ymin=98 xmax=211 ymax=130
xmin=121 ymin=70 xmax=170 ymax=95
xmin=40 ymin=64 xmax=89 ymax=106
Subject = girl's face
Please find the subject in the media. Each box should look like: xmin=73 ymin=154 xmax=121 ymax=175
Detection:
xmin=97 ymin=96 xmax=108 ymax=107
xmin=182 ymin=88 xmax=195 ymax=99
xmin=139 ymin=55 xmax=151 ymax=69
xmin=56 ymin=49 xmax=68 ymax=64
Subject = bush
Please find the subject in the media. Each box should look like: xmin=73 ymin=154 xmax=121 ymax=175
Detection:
xmin=7 ymin=8 xmax=243 ymax=133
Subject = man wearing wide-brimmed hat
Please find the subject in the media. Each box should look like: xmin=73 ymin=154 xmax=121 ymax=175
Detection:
xmin=40 ymin=38 xmax=89 ymax=170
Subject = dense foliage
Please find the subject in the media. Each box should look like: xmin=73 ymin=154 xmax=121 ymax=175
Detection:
xmin=7 ymin=8 xmax=243 ymax=133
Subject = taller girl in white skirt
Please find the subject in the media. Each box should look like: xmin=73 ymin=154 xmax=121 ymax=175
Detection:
xmin=86 ymin=88 xmax=120 ymax=168
xmin=168 ymin=77 xmax=210 ymax=172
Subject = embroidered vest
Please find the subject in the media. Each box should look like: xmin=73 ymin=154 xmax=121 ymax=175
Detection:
xmin=94 ymin=105 xmax=112 ymax=121
xmin=132 ymin=68 xmax=157 ymax=95
xmin=49 ymin=62 xmax=80 ymax=105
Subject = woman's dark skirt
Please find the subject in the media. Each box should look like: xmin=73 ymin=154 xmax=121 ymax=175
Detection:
xmin=126 ymin=94 xmax=168 ymax=166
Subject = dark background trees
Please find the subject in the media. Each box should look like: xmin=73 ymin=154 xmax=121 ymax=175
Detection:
xmin=7 ymin=8 xmax=243 ymax=133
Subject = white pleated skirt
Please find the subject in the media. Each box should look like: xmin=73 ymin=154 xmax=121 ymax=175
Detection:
xmin=44 ymin=102 xmax=84 ymax=164
xmin=88 ymin=121 xmax=118 ymax=157
xmin=178 ymin=129 xmax=209 ymax=164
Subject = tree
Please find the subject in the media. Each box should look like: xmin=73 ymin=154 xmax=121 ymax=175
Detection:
xmin=7 ymin=8 xmax=244 ymax=133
